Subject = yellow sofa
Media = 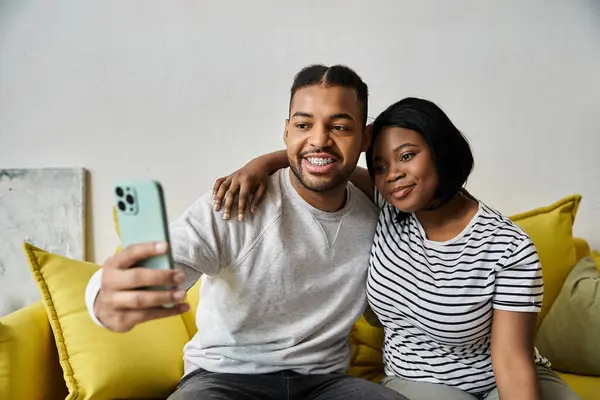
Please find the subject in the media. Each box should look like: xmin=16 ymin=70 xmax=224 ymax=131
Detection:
xmin=0 ymin=237 xmax=597 ymax=400
xmin=1 ymin=195 xmax=599 ymax=399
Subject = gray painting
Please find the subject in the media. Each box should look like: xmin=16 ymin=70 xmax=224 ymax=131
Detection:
xmin=0 ymin=168 xmax=86 ymax=317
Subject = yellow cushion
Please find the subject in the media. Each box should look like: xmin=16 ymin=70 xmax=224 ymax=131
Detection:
xmin=574 ymin=238 xmax=591 ymax=263
xmin=0 ymin=302 xmax=68 ymax=400
xmin=112 ymin=205 xmax=122 ymax=252
xmin=23 ymin=243 xmax=189 ymax=400
xmin=347 ymin=317 xmax=385 ymax=382
xmin=510 ymin=195 xmax=581 ymax=326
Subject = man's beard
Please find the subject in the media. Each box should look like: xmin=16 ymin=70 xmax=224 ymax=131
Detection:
xmin=289 ymin=157 xmax=353 ymax=193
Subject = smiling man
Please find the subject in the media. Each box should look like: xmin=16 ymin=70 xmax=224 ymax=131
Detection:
xmin=85 ymin=64 xmax=408 ymax=400
xmin=286 ymin=81 xmax=367 ymax=196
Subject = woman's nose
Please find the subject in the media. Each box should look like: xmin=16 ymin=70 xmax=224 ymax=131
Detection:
xmin=386 ymin=164 xmax=405 ymax=183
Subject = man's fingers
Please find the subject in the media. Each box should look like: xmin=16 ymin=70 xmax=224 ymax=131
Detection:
xmin=107 ymin=288 xmax=187 ymax=310
xmin=221 ymin=182 xmax=239 ymax=220
xmin=213 ymin=177 xmax=226 ymax=200
xmin=250 ymin=183 xmax=267 ymax=214
xmin=213 ymin=177 xmax=232 ymax=211
xmin=105 ymin=242 xmax=168 ymax=270
xmin=236 ymin=181 xmax=255 ymax=221
xmin=105 ymin=267 xmax=185 ymax=291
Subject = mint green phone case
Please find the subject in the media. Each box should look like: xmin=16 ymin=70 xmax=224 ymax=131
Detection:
xmin=113 ymin=179 xmax=174 ymax=289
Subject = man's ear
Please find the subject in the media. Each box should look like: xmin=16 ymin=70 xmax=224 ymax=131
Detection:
xmin=361 ymin=123 xmax=373 ymax=152
xmin=283 ymin=119 xmax=290 ymax=145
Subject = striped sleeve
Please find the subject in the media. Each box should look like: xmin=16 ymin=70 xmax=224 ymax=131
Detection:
xmin=374 ymin=189 xmax=387 ymax=209
xmin=493 ymin=237 xmax=543 ymax=312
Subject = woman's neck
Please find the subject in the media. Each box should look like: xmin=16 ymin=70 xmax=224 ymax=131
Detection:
xmin=413 ymin=191 xmax=479 ymax=242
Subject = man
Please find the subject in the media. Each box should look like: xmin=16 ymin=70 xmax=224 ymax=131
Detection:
xmin=86 ymin=64 xmax=407 ymax=400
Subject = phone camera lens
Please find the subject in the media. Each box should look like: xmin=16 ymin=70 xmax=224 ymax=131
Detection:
xmin=118 ymin=201 xmax=126 ymax=211
xmin=126 ymin=194 xmax=134 ymax=205
xmin=116 ymin=187 xmax=124 ymax=197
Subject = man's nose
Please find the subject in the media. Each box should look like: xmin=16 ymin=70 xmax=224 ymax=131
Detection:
xmin=307 ymin=125 xmax=333 ymax=149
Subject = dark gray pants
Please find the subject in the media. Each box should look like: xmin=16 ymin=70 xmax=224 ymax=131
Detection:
xmin=168 ymin=368 xmax=409 ymax=400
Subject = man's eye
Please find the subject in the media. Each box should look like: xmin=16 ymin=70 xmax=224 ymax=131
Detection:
xmin=296 ymin=123 xmax=309 ymax=129
xmin=401 ymin=153 xmax=414 ymax=162
xmin=332 ymin=125 xmax=348 ymax=131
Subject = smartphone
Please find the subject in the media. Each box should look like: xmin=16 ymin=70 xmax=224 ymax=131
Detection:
xmin=113 ymin=179 xmax=174 ymax=291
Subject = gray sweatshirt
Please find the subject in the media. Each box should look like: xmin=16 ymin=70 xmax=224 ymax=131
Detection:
xmin=86 ymin=168 xmax=378 ymax=376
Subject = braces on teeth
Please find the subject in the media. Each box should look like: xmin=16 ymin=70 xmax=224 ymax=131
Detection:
xmin=307 ymin=158 xmax=334 ymax=166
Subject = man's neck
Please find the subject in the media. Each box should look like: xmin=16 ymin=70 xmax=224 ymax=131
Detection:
xmin=288 ymin=169 xmax=347 ymax=212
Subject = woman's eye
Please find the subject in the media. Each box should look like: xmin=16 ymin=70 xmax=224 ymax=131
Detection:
xmin=400 ymin=153 xmax=414 ymax=162
xmin=374 ymin=165 xmax=386 ymax=174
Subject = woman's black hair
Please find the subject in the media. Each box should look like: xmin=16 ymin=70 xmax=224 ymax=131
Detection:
xmin=366 ymin=97 xmax=474 ymax=210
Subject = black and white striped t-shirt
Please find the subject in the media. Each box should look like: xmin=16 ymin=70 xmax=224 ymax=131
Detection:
xmin=366 ymin=194 xmax=549 ymax=394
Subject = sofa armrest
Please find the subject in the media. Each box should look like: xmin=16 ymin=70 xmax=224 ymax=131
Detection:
xmin=0 ymin=302 xmax=67 ymax=400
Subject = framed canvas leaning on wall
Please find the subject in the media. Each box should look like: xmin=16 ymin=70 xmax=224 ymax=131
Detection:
xmin=0 ymin=167 xmax=86 ymax=317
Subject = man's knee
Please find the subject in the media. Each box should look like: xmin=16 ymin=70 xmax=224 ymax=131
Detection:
xmin=168 ymin=384 xmax=217 ymax=400
xmin=169 ymin=383 xmax=238 ymax=400
xmin=167 ymin=372 xmax=235 ymax=400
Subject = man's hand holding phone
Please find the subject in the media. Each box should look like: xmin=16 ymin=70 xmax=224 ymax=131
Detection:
xmin=94 ymin=241 xmax=190 ymax=332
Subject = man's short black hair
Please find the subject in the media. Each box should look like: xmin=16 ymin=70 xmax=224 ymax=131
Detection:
xmin=366 ymin=97 xmax=474 ymax=209
xmin=289 ymin=64 xmax=368 ymax=127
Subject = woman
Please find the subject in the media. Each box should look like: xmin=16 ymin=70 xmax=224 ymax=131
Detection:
xmin=212 ymin=97 xmax=579 ymax=400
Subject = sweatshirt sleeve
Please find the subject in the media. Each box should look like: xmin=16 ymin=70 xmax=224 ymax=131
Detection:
xmin=168 ymin=192 xmax=234 ymax=289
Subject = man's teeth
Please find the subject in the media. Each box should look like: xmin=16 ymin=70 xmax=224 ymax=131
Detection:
xmin=307 ymin=157 xmax=334 ymax=166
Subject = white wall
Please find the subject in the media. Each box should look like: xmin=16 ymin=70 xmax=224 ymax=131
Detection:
xmin=1 ymin=0 xmax=599 ymax=262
